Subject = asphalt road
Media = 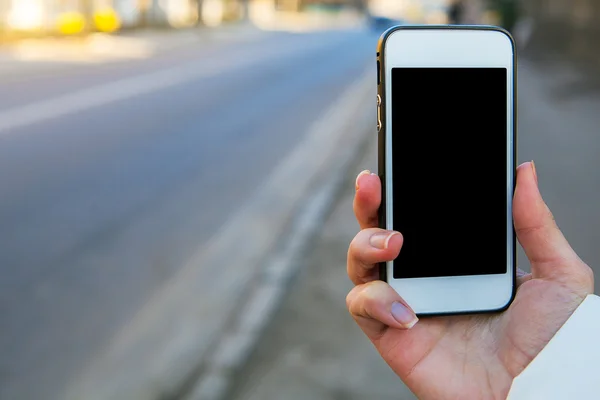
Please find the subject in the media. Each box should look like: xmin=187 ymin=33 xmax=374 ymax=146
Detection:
xmin=0 ymin=26 xmax=376 ymax=399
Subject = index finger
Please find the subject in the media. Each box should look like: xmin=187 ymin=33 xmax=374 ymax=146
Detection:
xmin=354 ymin=170 xmax=381 ymax=230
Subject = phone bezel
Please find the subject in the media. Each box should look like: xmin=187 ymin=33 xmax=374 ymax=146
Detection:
xmin=377 ymin=25 xmax=517 ymax=316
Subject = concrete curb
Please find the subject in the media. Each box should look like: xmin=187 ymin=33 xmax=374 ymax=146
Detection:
xmin=62 ymin=67 xmax=375 ymax=400
xmin=182 ymin=75 xmax=374 ymax=400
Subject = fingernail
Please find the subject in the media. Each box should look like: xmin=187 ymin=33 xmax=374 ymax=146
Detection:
xmin=369 ymin=231 xmax=398 ymax=250
xmin=531 ymin=161 xmax=538 ymax=184
xmin=355 ymin=170 xmax=371 ymax=191
xmin=391 ymin=302 xmax=418 ymax=329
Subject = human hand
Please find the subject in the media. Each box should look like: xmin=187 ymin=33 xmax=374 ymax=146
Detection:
xmin=346 ymin=162 xmax=594 ymax=399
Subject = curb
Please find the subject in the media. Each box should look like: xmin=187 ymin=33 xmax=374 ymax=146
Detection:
xmin=182 ymin=74 xmax=374 ymax=400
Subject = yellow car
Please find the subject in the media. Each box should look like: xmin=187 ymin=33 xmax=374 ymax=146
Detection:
xmin=57 ymin=7 xmax=121 ymax=35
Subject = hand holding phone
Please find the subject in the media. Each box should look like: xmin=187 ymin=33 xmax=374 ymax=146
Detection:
xmin=347 ymin=162 xmax=593 ymax=399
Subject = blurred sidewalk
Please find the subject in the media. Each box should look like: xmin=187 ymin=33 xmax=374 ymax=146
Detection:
xmin=0 ymin=23 xmax=266 ymax=76
xmin=224 ymin=136 xmax=415 ymax=400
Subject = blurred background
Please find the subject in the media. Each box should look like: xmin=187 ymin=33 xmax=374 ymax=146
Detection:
xmin=1 ymin=0 xmax=599 ymax=399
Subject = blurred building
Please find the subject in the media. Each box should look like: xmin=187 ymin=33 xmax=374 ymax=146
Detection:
xmin=0 ymin=0 xmax=245 ymax=37
xmin=0 ymin=0 xmax=122 ymax=35
xmin=364 ymin=0 xmax=483 ymax=25
xmin=459 ymin=0 xmax=485 ymax=24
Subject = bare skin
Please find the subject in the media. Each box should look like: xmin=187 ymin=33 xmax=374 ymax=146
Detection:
xmin=346 ymin=162 xmax=594 ymax=399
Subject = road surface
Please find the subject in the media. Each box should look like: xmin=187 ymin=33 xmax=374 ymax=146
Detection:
xmin=0 ymin=26 xmax=377 ymax=399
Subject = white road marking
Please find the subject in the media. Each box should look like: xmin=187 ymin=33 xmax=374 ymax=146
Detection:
xmin=0 ymin=65 xmax=213 ymax=134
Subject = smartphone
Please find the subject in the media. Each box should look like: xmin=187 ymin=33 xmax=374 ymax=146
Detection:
xmin=377 ymin=25 xmax=517 ymax=316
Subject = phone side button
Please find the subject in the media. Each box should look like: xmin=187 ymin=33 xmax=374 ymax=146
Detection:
xmin=377 ymin=98 xmax=382 ymax=132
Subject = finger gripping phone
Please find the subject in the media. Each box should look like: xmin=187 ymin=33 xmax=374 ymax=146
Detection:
xmin=377 ymin=26 xmax=517 ymax=316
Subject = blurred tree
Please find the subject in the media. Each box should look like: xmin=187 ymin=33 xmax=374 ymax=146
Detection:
xmin=137 ymin=0 xmax=152 ymax=27
xmin=448 ymin=0 xmax=465 ymax=24
xmin=196 ymin=0 xmax=205 ymax=25
xmin=487 ymin=0 xmax=518 ymax=32
xmin=81 ymin=0 xmax=94 ymax=32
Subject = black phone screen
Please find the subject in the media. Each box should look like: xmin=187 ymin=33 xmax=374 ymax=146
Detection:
xmin=391 ymin=67 xmax=508 ymax=279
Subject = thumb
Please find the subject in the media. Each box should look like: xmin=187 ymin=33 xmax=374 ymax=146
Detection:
xmin=513 ymin=161 xmax=588 ymax=283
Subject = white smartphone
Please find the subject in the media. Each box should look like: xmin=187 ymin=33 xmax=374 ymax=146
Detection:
xmin=376 ymin=26 xmax=516 ymax=316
